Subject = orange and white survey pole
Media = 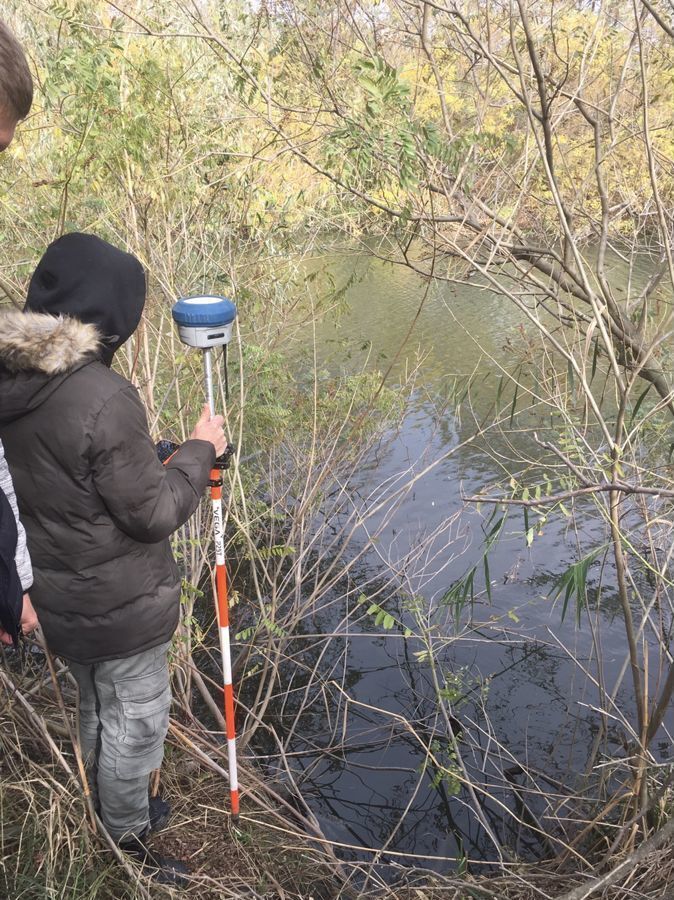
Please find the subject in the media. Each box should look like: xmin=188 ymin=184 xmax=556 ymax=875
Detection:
xmin=172 ymin=295 xmax=240 ymax=820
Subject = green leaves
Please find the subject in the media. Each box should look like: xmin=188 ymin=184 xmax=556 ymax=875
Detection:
xmin=365 ymin=602 xmax=397 ymax=631
xmin=235 ymin=615 xmax=286 ymax=642
xmin=629 ymin=384 xmax=652 ymax=427
xmin=442 ymin=566 xmax=477 ymax=619
xmin=357 ymin=595 xmax=414 ymax=636
xmin=354 ymin=56 xmax=410 ymax=117
xmin=249 ymin=544 xmax=296 ymax=560
xmin=549 ymin=547 xmax=603 ymax=625
xmin=441 ymin=508 xmax=503 ymax=621
xmin=324 ymin=55 xmax=418 ymax=193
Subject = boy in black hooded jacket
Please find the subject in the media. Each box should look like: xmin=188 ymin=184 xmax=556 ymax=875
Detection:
xmin=0 ymin=233 xmax=226 ymax=881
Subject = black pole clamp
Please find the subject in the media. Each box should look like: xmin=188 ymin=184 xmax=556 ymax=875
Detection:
xmin=216 ymin=443 xmax=236 ymax=470
xmin=209 ymin=443 xmax=236 ymax=486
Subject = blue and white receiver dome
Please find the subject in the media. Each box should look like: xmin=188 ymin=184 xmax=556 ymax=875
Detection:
xmin=171 ymin=295 xmax=237 ymax=348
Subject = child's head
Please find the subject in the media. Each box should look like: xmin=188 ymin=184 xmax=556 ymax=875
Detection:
xmin=0 ymin=19 xmax=32 ymax=152
xmin=25 ymin=233 xmax=146 ymax=365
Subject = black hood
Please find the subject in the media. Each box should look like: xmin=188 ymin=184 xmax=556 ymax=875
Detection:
xmin=24 ymin=233 xmax=146 ymax=366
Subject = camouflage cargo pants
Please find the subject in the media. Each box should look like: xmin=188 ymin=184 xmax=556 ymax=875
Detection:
xmin=69 ymin=641 xmax=172 ymax=842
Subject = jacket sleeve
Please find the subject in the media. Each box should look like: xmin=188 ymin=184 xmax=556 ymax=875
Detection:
xmin=91 ymin=386 xmax=215 ymax=543
xmin=0 ymin=440 xmax=33 ymax=592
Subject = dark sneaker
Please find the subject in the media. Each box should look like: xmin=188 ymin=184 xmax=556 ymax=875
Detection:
xmin=149 ymin=794 xmax=171 ymax=833
xmin=119 ymin=832 xmax=188 ymax=887
xmin=145 ymin=854 xmax=189 ymax=887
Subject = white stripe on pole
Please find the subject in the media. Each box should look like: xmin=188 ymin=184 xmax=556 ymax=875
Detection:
xmin=228 ymin=740 xmax=238 ymax=790
xmin=220 ymin=625 xmax=233 ymax=684
xmin=204 ymin=349 xmax=215 ymax=416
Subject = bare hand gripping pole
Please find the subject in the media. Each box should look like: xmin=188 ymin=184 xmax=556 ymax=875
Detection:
xmin=171 ymin=295 xmax=239 ymax=820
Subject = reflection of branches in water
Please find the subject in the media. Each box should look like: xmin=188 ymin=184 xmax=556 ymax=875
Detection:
xmin=208 ymin=484 xmax=639 ymax=880
xmin=178 ymin=287 xmax=674 ymax=886
xmin=236 ymin=479 xmax=571 ymax=871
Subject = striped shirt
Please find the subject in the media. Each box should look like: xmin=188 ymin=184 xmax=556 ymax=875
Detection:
xmin=0 ymin=439 xmax=32 ymax=591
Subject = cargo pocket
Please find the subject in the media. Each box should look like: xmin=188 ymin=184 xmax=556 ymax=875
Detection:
xmin=114 ymin=669 xmax=171 ymax=779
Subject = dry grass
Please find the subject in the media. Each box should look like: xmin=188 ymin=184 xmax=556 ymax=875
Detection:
xmin=2 ymin=641 xmax=674 ymax=900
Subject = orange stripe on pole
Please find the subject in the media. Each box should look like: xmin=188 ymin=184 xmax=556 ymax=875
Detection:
xmin=224 ymin=683 xmax=236 ymax=738
xmin=216 ymin=566 xmax=229 ymax=626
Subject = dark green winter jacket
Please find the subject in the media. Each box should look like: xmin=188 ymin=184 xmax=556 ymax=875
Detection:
xmin=0 ymin=310 xmax=214 ymax=664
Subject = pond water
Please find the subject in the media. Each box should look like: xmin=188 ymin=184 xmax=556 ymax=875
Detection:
xmin=248 ymin=242 xmax=673 ymax=881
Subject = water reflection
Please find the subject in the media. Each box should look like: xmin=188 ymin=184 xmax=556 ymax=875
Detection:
xmin=250 ymin=241 xmax=672 ymax=879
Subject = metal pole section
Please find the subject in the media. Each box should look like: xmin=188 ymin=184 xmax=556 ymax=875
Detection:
xmin=203 ymin=349 xmax=240 ymax=820
xmin=203 ymin=348 xmax=215 ymax=416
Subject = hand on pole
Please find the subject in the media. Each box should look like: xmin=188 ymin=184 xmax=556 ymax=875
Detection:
xmin=190 ymin=404 xmax=227 ymax=457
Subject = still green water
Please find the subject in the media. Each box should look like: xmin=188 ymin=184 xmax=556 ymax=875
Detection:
xmin=254 ymin=241 xmax=670 ymax=877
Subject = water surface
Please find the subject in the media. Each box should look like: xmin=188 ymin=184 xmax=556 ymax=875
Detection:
xmin=251 ymin=242 xmax=672 ymax=878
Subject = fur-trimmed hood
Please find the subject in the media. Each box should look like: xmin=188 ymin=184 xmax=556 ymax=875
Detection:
xmin=0 ymin=310 xmax=100 ymax=427
xmin=0 ymin=309 xmax=99 ymax=375
xmin=0 ymin=232 xmax=145 ymax=428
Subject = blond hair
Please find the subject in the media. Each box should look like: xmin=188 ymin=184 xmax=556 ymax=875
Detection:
xmin=0 ymin=19 xmax=32 ymax=120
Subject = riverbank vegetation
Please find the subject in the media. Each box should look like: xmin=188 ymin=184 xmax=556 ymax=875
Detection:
xmin=2 ymin=1 xmax=674 ymax=897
